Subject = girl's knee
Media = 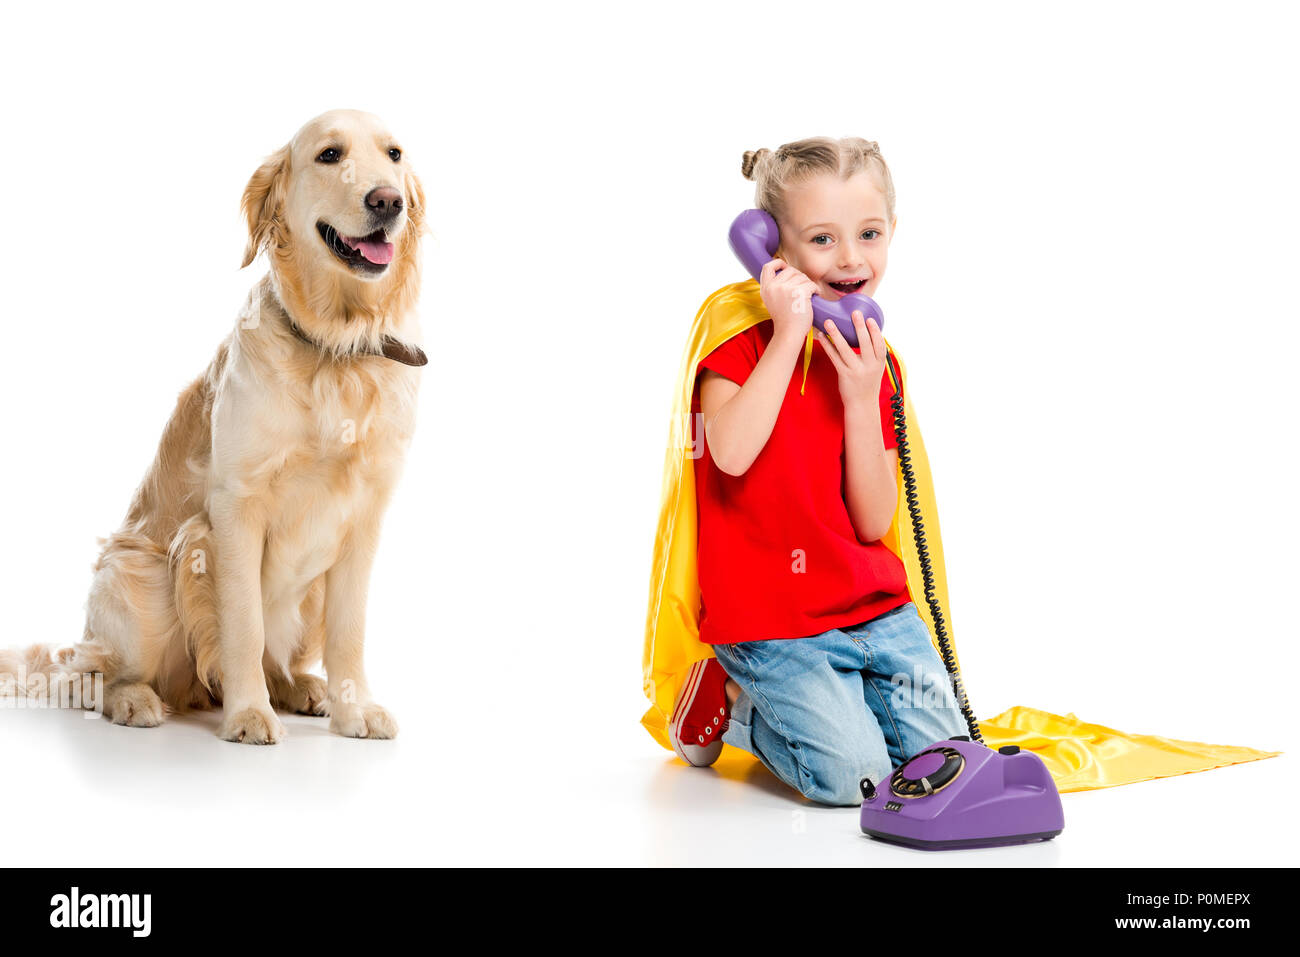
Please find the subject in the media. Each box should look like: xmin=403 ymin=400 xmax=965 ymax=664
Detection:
xmin=800 ymin=756 xmax=893 ymax=807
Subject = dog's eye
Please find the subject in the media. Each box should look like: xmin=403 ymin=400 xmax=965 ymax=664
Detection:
xmin=317 ymin=148 xmax=342 ymax=164
xmin=388 ymin=148 xmax=401 ymax=162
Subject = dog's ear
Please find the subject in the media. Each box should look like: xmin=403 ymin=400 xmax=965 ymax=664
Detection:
xmin=240 ymin=144 xmax=291 ymax=269
xmin=404 ymin=168 xmax=428 ymax=238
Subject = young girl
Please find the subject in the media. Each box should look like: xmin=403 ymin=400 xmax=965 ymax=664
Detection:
xmin=670 ymin=138 xmax=969 ymax=806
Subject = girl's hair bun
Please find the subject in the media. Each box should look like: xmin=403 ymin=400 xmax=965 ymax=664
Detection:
xmin=742 ymin=137 xmax=897 ymax=228
xmin=741 ymin=148 xmax=771 ymax=181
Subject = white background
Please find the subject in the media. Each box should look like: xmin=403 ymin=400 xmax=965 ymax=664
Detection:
xmin=0 ymin=0 xmax=1295 ymax=867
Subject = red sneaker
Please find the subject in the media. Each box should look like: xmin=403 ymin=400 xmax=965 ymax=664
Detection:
xmin=670 ymin=658 xmax=731 ymax=767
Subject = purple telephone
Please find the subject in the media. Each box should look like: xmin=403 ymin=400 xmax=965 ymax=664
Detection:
xmin=728 ymin=208 xmax=884 ymax=349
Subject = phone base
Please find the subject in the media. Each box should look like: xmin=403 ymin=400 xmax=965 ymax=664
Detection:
xmin=859 ymin=737 xmax=1064 ymax=851
xmin=861 ymin=827 xmax=1062 ymax=852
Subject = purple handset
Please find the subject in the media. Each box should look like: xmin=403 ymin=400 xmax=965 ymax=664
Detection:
xmin=728 ymin=208 xmax=883 ymax=348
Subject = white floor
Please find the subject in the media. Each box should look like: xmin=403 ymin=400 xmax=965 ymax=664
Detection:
xmin=1 ymin=700 xmax=1289 ymax=868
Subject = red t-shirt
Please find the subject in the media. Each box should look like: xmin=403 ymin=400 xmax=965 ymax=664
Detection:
xmin=691 ymin=319 xmax=912 ymax=645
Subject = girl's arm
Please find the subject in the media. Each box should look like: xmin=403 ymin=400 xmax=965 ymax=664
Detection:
xmin=699 ymin=328 xmax=807 ymax=475
xmin=819 ymin=313 xmax=898 ymax=542
xmin=699 ymin=258 xmax=818 ymax=476
xmin=843 ymin=403 xmax=899 ymax=543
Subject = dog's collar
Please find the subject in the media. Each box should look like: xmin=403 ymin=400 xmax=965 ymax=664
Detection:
xmin=281 ymin=312 xmax=428 ymax=367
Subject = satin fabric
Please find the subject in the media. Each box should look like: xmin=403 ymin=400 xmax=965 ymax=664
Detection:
xmin=641 ymin=279 xmax=1279 ymax=792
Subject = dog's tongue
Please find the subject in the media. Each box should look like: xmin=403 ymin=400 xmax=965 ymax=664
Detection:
xmin=344 ymin=233 xmax=394 ymax=264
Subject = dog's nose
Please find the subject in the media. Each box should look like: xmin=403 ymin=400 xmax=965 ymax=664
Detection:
xmin=366 ymin=186 xmax=403 ymax=220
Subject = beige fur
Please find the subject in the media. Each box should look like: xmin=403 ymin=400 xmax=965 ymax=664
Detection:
xmin=1 ymin=109 xmax=426 ymax=743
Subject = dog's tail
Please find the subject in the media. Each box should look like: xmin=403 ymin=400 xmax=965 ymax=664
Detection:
xmin=0 ymin=636 xmax=111 ymax=713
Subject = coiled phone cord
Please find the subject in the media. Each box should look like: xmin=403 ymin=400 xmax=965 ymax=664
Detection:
xmin=884 ymin=350 xmax=985 ymax=746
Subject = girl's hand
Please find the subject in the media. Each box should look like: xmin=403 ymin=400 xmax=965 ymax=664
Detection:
xmin=759 ymin=258 xmax=817 ymax=346
xmin=816 ymin=310 xmax=888 ymax=412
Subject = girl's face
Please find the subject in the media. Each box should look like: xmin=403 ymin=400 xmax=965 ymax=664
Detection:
xmin=776 ymin=169 xmax=895 ymax=304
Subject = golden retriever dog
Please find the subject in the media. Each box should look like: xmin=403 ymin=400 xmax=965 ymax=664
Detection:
xmin=1 ymin=109 xmax=427 ymax=744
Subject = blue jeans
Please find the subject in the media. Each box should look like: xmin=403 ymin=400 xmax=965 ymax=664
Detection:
xmin=712 ymin=602 xmax=970 ymax=807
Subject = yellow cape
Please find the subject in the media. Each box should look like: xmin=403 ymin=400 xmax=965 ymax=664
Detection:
xmin=641 ymin=280 xmax=1279 ymax=793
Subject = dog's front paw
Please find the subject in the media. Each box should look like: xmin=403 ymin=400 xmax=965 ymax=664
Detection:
xmin=330 ymin=702 xmax=398 ymax=740
xmin=219 ymin=705 xmax=286 ymax=745
xmin=106 ymin=683 xmax=165 ymax=728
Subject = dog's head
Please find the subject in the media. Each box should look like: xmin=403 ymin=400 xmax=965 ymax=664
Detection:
xmin=240 ymin=110 xmax=426 ymax=335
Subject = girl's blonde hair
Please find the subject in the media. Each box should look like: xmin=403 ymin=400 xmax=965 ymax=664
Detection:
xmin=741 ymin=137 xmax=896 ymax=228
